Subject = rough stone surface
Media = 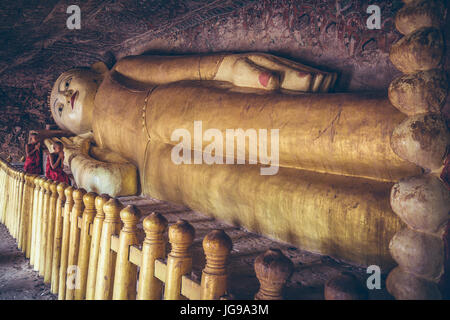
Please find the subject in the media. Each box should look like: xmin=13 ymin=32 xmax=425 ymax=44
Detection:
xmin=390 ymin=27 xmax=444 ymax=74
xmin=389 ymin=227 xmax=444 ymax=281
xmin=388 ymin=69 xmax=448 ymax=115
xmin=1 ymin=0 xmax=434 ymax=161
xmin=395 ymin=0 xmax=446 ymax=36
xmin=391 ymin=113 xmax=450 ymax=171
xmin=390 ymin=174 xmax=450 ymax=233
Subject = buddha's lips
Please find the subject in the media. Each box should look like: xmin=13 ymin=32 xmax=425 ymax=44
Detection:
xmin=70 ymin=91 xmax=78 ymax=110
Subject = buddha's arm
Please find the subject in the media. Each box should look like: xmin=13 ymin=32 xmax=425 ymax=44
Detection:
xmin=113 ymin=53 xmax=336 ymax=92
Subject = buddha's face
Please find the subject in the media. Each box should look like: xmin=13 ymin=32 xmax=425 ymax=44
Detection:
xmin=50 ymin=68 xmax=103 ymax=134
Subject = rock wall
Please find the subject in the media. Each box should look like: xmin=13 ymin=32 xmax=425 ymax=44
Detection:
xmin=0 ymin=0 xmax=448 ymax=160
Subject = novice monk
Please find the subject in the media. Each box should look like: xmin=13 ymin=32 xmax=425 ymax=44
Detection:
xmin=45 ymin=141 xmax=69 ymax=184
xmin=24 ymin=132 xmax=42 ymax=174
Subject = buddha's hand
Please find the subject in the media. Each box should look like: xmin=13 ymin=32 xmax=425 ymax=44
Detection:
xmin=44 ymin=133 xmax=138 ymax=197
xmin=216 ymin=53 xmax=337 ymax=92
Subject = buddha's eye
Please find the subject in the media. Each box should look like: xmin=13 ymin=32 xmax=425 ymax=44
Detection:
xmin=65 ymin=78 xmax=72 ymax=88
xmin=57 ymin=104 xmax=64 ymax=117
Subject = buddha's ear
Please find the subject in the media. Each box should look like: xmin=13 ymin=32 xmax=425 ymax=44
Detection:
xmin=91 ymin=61 xmax=109 ymax=76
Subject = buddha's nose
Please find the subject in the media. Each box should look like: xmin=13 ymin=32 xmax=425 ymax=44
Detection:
xmin=64 ymin=89 xmax=74 ymax=98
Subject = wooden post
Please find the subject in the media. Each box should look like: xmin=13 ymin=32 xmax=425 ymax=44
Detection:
xmin=1 ymin=165 xmax=8 ymax=225
xmin=112 ymin=205 xmax=140 ymax=300
xmin=58 ymin=186 xmax=74 ymax=300
xmin=29 ymin=176 xmax=41 ymax=267
xmin=51 ymin=182 xmax=67 ymax=295
xmin=0 ymin=162 xmax=6 ymax=224
xmin=137 ymin=212 xmax=168 ymax=300
xmin=0 ymin=162 xmax=5 ymax=224
xmin=20 ymin=173 xmax=28 ymax=254
xmin=4 ymin=168 xmax=11 ymax=229
xmin=34 ymin=177 xmax=46 ymax=272
xmin=16 ymin=171 xmax=25 ymax=247
xmin=38 ymin=179 xmax=51 ymax=276
xmin=1 ymin=165 xmax=7 ymax=225
xmin=10 ymin=170 xmax=18 ymax=236
xmin=16 ymin=172 xmax=23 ymax=247
xmin=6 ymin=168 xmax=13 ymax=230
xmin=6 ymin=168 xmax=13 ymax=231
xmin=200 ymin=229 xmax=232 ymax=300
xmin=24 ymin=174 xmax=37 ymax=259
xmin=7 ymin=169 xmax=13 ymax=230
xmin=4 ymin=168 xmax=10 ymax=229
xmin=65 ymin=188 xmax=86 ymax=300
xmin=44 ymin=181 xmax=58 ymax=283
xmin=164 ymin=219 xmax=195 ymax=300
xmin=8 ymin=170 xmax=14 ymax=234
xmin=75 ymin=192 xmax=97 ymax=300
xmin=1 ymin=164 xmax=10 ymax=225
xmin=86 ymin=194 xmax=110 ymax=300
xmin=95 ymin=198 xmax=123 ymax=300
xmin=254 ymin=249 xmax=294 ymax=300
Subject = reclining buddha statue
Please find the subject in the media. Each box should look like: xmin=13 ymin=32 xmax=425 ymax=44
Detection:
xmin=46 ymin=51 xmax=449 ymax=276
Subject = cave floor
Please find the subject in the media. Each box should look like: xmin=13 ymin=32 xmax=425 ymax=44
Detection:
xmin=0 ymin=224 xmax=55 ymax=300
xmin=0 ymin=192 xmax=393 ymax=300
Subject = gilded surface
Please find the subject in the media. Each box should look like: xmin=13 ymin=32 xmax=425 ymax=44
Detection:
xmin=50 ymin=53 xmax=425 ymax=267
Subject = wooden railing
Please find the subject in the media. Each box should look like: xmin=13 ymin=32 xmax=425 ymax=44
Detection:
xmin=0 ymin=157 xmax=294 ymax=300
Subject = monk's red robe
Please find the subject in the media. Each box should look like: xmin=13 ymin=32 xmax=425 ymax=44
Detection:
xmin=24 ymin=143 xmax=42 ymax=174
xmin=45 ymin=153 xmax=69 ymax=184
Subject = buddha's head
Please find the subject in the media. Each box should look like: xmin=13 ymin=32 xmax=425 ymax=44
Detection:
xmin=50 ymin=62 xmax=108 ymax=134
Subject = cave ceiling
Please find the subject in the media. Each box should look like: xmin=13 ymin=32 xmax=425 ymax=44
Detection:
xmin=0 ymin=0 xmax=448 ymax=160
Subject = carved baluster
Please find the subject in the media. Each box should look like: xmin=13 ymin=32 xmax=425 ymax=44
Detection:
xmin=1 ymin=166 xmax=8 ymax=225
xmin=20 ymin=173 xmax=29 ymax=253
xmin=16 ymin=171 xmax=25 ymax=245
xmin=38 ymin=179 xmax=51 ymax=276
xmin=7 ymin=170 xmax=14 ymax=234
xmin=65 ymin=188 xmax=86 ymax=300
xmin=51 ymin=182 xmax=67 ymax=294
xmin=29 ymin=176 xmax=41 ymax=267
xmin=24 ymin=174 xmax=37 ymax=258
xmin=18 ymin=171 xmax=26 ymax=246
xmin=34 ymin=177 xmax=46 ymax=272
xmin=95 ymin=198 xmax=123 ymax=300
xmin=58 ymin=186 xmax=74 ymax=300
xmin=164 ymin=220 xmax=195 ymax=300
xmin=7 ymin=169 xmax=13 ymax=230
xmin=254 ymin=249 xmax=293 ymax=300
xmin=15 ymin=172 xmax=22 ymax=243
xmin=4 ymin=168 xmax=10 ymax=230
xmin=44 ymin=181 xmax=58 ymax=283
xmin=9 ymin=170 xmax=18 ymax=235
xmin=7 ymin=169 xmax=14 ymax=232
xmin=113 ymin=205 xmax=140 ymax=300
xmin=0 ymin=162 xmax=6 ymax=224
xmin=137 ymin=212 xmax=168 ymax=300
xmin=86 ymin=194 xmax=110 ymax=300
xmin=2 ymin=165 xmax=11 ymax=225
xmin=0 ymin=162 xmax=4 ymax=224
xmin=6 ymin=168 xmax=13 ymax=230
xmin=201 ymin=229 xmax=232 ymax=300
xmin=75 ymin=192 xmax=97 ymax=300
